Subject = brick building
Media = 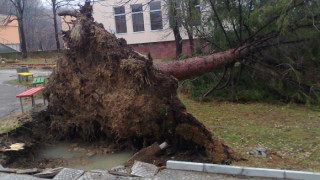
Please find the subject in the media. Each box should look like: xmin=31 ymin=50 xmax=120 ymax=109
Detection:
xmin=91 ymin=0 xmax=206 ymax=59
xmin=61 ymin=0 xmax=207 ymax=59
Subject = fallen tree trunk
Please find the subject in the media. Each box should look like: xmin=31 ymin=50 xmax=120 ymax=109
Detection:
xmin=44 ymin=3 xmax=239 ymax=164
xmin=154 ymin=47 xmax=248 ymax=80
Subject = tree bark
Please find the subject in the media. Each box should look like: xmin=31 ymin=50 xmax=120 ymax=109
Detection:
xmin=173 ymin=24 xmax=183 ymax=58
xmin=18 ymin=18 xmax=27 ymax=58
xmin=154 ymin=47 xmax=248 ymax=80
xmin=169 ymin=0 xmax=183 ymax=59
xmin=187 ymin=32 xmax=194 ymax=56
xmin=8 ymin=0 xmax=27 ymax=58
xmin=52 ymin=0 xmax=60 ymax=52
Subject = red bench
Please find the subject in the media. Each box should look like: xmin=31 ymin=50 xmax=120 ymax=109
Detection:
xmin=16 ymin=87 xmax=46 ymax=113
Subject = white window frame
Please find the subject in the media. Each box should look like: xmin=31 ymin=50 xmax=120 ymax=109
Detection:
xmin=131 ymin=4 xmax=145 ymax=32
xmin=149 ymin=1 xmax=163 ymax=31
xmin=114 ymin=6 xmax=127 ymax=34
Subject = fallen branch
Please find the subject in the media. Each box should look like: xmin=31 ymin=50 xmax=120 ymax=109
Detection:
xmin=203 ymin=67 xmax=228 ymax=97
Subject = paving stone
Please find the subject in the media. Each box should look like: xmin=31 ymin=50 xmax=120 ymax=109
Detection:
xmin=153 ymin=169 xmax=237 ymax=180
xmin=78 ymin=171 xmax=104 ymax=180
xmin=33 ymin=167 xmax=63 ymax=178
xmin=90 ymin=169 xmax=108 ymax=173
xmin=203 ymin=163 xmax=243 ymax=175
xmin=53 ymin=168 xmax=84 ymax=180
xmin=111 ymin=165 xmax=131 ymax=174
xmin=0 ymin=172 xmax=47 ymax=180
xmin=166 ymin=160 xmax=204 ymax=172
xmin=100 ymin=173 xmax=131 ymax=180
xmin=79 ymin=171 xmax=141 ymax=180
xmin=285 ymin=170 xmax=320 ymax=180
xmin=131 ymin=161 xmax=158 ymax=178
xmin=242 ymin=167 xmax=284 ymax=179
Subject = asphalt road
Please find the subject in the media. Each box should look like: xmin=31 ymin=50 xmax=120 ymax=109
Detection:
xmin=0 ymin=69 xmax=51 ymax=121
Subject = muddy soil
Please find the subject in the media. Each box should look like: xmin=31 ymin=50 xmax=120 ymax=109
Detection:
xmin=0 ymin=112 xmax=211 ymax=169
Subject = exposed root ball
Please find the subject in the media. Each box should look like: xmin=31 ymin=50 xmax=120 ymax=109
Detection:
xmin=44 ymin=3 xmax=237 ymax=163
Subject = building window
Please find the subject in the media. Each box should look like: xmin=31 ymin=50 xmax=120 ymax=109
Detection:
xmin=131 ymin=4 xmax=145 ymax=32
xmin=150 ymin=1 xmax=163 ymax=30
xmin=194 ymin=0 xmax=201 ymax=26
xmin=114 ymin=6 xmax=127 ymax=33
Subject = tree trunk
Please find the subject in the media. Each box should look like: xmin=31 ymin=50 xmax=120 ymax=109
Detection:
xmin=18 ymin=18 xmax=27 ymax=58
xmin=169 ymin=0 xmax=182 ymax=59
xmin=173 ymin=24 xmax=183 ymax=58
xmin=52 ymin=1 xmax=60 ymax=52
xmin=154 ymin=47 xmax=248 ymax=81
xmin=186 ymin=1 xmax=195 ymax=56
xmin=187 ymin=31 xmax=195 ymax=56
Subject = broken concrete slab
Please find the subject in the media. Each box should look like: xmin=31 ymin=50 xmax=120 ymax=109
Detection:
xmin=53 ymin=168 xmax=84 ymax=180
xmin=77 ymin=171 xmax=104 ymax=180
xmin=131 ymin=161 xmax=158 ymax=178
xmin=0 ymin=173 xmax=48 ymax=180
xmin=111 ymin=165 xmax=131 ymax=174
xmin=78 ymin=171 xmax=138 ymax=180
xmin=33 ymin=167 xmax=63 ymax=178
xmin=154 ymin=169 xmax=237 ymax=180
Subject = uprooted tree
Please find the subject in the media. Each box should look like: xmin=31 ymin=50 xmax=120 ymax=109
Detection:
xmin=44 ymin=0 xmax=319 ymax=164
xmin=45 ymin=3 xmax=241 ymax=164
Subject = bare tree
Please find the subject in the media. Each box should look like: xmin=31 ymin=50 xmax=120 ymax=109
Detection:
xmin=47 ymin=0 xmax=77 ymax=52
xmin=24 ymin=0 xmax=57 ymax=51
xmin=0 ymin=0 xmax=11 ymax=15
xmin=8 ymin=0 xmax=28 ymax=58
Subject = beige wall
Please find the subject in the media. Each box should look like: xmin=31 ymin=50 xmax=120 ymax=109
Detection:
xmin=61 ymin=16 xmax=76 ymax=32
xmin=0 ymin=15 xmax=20 ymax=47
xmin=92 ymin=0 xmax=190 ymax=45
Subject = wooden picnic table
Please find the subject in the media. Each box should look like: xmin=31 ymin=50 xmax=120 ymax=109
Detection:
xmin=18 ymin=72 xmax=34 ymax=82
xmin=16 ymin=87 xmax=45 ymax=113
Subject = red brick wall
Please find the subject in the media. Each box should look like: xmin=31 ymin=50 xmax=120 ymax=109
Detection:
xmin=130 ymin=40 xmax=208 ymax=59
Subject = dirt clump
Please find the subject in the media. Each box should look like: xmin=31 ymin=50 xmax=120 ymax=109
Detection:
xmin=0 ymin=111 xmax=50 ymax=167
xmin=44 ymin=3 xmax=238 ymax=164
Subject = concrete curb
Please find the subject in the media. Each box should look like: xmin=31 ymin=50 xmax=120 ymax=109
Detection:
xmin=166 ymin=160 xmax=320 ymax=180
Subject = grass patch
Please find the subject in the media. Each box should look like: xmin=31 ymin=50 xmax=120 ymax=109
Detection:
xmin=0 ymin=50 xmax=61 ymax=59
xmin=0 ymin=114 xmax=30 ymax=135
xmin=153 ymin=58 xmax=174 ymax=63
xmin=178 ymin=93 xmax=320 ymax=172
xmin=11 ymin=58 xmax=57 ymax=65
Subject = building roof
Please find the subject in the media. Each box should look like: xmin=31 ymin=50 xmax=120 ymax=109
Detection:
xmin=0 ymin=42 xmax=18 ymax=53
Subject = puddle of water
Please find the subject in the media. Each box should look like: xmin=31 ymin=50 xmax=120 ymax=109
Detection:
xmin=37 ymin=143 xmax=133 ymax=171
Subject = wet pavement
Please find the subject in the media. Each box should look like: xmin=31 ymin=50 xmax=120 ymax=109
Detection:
xmin=0 ymin=69 xmax=51 ymax=121
xmin=0 ymin=167 xmax=276 ymax=180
